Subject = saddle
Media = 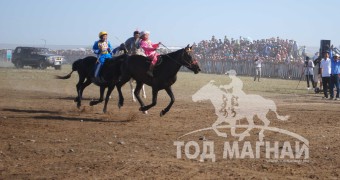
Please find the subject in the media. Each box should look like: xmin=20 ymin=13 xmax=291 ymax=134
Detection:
xmin=145 ymin=55 xmax=163 ymax=67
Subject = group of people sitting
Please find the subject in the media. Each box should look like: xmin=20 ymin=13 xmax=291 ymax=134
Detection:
xmin=92 ymin=30 xmax=161 ymax=80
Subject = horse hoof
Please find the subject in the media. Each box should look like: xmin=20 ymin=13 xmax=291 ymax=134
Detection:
xmin=143 ymin=111 xmax=148 ymax=114
xmin=118 ymin=102 xmax=124 ymax=108
xmin=103 ymin=109 xmax=107 ymax=113
xmin=139 ymin=107 xmax=145 ymax=111
xmin=77 ymin=104 xmax=81 ymax=109
xmin=160 ymin=110 xmax=166 ymax=117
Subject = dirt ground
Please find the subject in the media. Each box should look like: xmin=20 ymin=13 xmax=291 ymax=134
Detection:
xmin=0 ymin=66 xmax=339 ymax=179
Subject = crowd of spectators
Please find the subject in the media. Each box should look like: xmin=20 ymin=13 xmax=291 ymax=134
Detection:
xmin=193 ymin=36 xmax=306 ymax=63
xmin=192 ymin=35 xmax=307 ymax=75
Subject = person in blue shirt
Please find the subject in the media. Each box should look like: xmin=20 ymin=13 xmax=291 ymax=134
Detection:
xmin=93 ymin=31 xmax=113 ymax=80
xmin=330 ymin=52 xmax=340 ymax=100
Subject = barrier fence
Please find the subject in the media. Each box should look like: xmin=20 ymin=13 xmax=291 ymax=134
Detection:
xmin=181 ymin=59 xmax=307 ymax=80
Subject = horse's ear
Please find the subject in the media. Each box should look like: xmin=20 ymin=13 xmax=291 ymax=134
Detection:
xmin=186 ymin=44 xmax=192 ymax=52
xmin=190 ymin=45 xmax=194 ymax=50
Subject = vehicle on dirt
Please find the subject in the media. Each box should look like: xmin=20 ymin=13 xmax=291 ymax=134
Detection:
xmin=12 ymin=46 xmax=64 ymax=70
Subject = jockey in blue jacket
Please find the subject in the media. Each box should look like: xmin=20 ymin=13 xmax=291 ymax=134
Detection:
xmin=93 ymin=31 xmax=113 ymax=78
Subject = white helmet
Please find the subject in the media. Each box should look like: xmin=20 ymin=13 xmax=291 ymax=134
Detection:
xmin=140 ymin=31 xmax=150 ymax=37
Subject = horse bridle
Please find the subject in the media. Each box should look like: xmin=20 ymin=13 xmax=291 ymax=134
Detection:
xmin=160 ymin=43 xmax=198 ymax=69
xmin=181 ymin=53 xmax=199 ymax=69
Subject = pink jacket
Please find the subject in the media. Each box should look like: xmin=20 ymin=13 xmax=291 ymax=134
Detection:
xmin=140 ymin=39 xmax=159 ymax=56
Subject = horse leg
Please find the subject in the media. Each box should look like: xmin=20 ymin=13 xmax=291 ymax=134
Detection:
xmin=116 ymin=75 xmax=131 ymax=108
xmin=142 ymin=85 xmax=146 ymax=99
xmin=134 ymin=82 xmax=147 ymax=114
xmin=75 ymin=75 xmax=86 ymax=108
xmin=103 ymin=85 xmax=115 ymax=113
xmin=129 ymin=79 xmax=136 ymax=102
xmin=140 ymin=87 xmax=158 ymax=112
xmin=116 ymin=85 xmax=124 ymax=109
xmin=89 ymin=86 xmax=105 ymax=106
xmin=79 ymin=78 xmax=92 ymax=99
xmin=160 ymin=87 xmax=175 ymax=116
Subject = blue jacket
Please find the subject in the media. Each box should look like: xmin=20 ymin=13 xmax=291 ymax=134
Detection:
xmin=93 ymin=40 xmax=113 ymax=63
xmin=331 ymin=58 xmax=340 ymax=75
xmin=330 ymin=51 xmax=340 ymax=74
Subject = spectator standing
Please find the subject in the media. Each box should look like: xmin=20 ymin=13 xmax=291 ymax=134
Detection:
xmin=301 ymin=46 xmax=307 ymax=59
xmin=320 ymin=51 xmax=332 ymax=99
xmin=293 ymin=41 xmax=299 ymax=58
xmin=312 ymin=52 xmax=322 ymax=91
xmin=254 ymin=56 xmax=262 ymax=81
xmin=304 ymin=56 xmax=315 ymax=90
xmin=330 ymin=53 xmax=340 ymax=100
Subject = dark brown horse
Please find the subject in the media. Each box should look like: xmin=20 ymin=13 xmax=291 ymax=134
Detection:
xmin=116 ymin=44 xmax=200 ymax=116
xmin=55 ymin=44 xmax=128 ymax=113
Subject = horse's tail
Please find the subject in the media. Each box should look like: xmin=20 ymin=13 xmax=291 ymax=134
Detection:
xmin=55 ymin=70 xmax=74 ymax=79
xmin=55 ymin=60 xmax=80 ymax=79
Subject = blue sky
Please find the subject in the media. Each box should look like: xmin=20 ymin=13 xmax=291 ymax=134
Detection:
xmin=0 ymin=0 xmax=339 ymax=48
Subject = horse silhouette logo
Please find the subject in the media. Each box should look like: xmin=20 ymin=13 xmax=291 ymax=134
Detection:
xmin=181 ymin=70 xmax=308 ymax=145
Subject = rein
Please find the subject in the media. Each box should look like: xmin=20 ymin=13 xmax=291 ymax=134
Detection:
xmin=159 ymin=43 xmax=196 ymax=68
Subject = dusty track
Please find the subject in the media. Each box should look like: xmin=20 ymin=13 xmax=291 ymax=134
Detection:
xmin=0 ymin=66 xmax=339 ymax=179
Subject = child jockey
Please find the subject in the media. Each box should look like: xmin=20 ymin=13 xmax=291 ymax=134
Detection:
xmin=139 ymin=31 xmax=161 ymax=77
xmin=93 ymin=31 xmax=113 ymax=81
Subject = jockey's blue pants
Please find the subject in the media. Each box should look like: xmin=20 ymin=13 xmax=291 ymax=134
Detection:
xmin=94 ymin=54 xmax=112 ymax=78
xmin=95 ymin=63 xmax=102 ymax=78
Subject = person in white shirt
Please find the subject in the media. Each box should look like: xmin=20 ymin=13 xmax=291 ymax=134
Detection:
xmin=320 ymin=51 xmax=332 ymax=99
xmin=254 ymin=56 xmax=263 ymax=82
xmin=304 ymin=56 xmax=315 ymax=89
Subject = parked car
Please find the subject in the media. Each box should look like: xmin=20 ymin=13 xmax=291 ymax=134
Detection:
xmin=12 ymin=46 xmax=64 ymax=70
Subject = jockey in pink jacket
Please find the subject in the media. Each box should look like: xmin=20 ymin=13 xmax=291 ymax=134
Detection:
xmin=139 ymin=31 xmax=161 ymax=77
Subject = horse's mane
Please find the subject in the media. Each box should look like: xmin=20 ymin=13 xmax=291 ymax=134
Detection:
xmin=162 ymin=48 xmax=184 ymax=58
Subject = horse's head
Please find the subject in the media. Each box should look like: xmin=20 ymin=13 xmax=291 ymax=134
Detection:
xmin=180 ymin=44 xmax=201 ymax=74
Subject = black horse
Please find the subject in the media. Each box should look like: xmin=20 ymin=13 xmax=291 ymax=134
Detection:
xmin=56 ymin=45 xmax=127 ymax=113
xmin=116 ymin=44 xmax=201 ymax=116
